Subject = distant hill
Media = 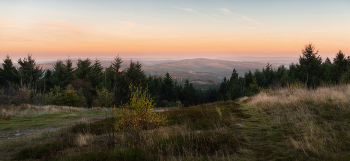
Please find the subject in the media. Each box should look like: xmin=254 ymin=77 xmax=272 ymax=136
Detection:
xmin=31 ymin=58 xmax=274 ymax=84
xmin=142 ymin=58 xmax=274 ymax=78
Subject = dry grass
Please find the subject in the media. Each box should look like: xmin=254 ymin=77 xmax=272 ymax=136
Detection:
xmin=76 ymin=133 xmax=94 ymax=147
xmin=0 ymin=104 xmax=107 ymax=117
xmin=248 ymin=85 xmax=350 ymax=159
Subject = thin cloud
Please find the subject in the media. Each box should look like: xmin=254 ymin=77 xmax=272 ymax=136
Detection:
xmin=172 ymin=6 xmax=196 ymax=13
xmin=219 ymin=8 xmax=231 ymax=14
xmin=242 ymin=15 xmax=262 ymax=25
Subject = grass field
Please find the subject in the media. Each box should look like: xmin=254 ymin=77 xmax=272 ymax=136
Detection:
xmin=1 ymin=85 xmax=350 ymax=160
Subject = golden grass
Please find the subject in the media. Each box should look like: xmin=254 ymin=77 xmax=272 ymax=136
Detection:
xmin=248 ymin=85 xmax=350 ymax=158
xmin=76 ymin=133 xmax=94 ymax=147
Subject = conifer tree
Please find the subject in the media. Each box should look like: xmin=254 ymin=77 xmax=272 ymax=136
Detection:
xmin=181 ymin=79 xmax=196 ymax=106
xmin=52 ymin=60 xmax=67 ymax=87
xmin=125 ymin=61 xmax=146 ymax=87
xmin=333 ymin=51 xmax=347 ymax=83
xmin=299 ymin=43 xmax=322 ymax=88
xmin=1 ymin=55 xmax=19 ymax=87
xmin=244 ymin=70 xmax=253 ymax=88
xmin=322 ymin=57 xmax=333 ymax=84
xmin=75 ymin=58 xmax=92 ymax=81
xmin=111 ymin=56 xmax=128 ymax=105
xmin=89 ymin=59 xmax=104 ymax=88
xmin=17 ymin=54 xmax=43 ymax=89
xmin=161 ymin=72 xmax=175 ymax=102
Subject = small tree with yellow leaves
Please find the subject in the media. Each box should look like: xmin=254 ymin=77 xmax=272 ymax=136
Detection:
xmin=113 ymin=85 xmax=166 ymax=145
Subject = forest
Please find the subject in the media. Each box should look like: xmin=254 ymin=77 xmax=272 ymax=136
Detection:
xmin=1 ymin=43 xmax=350 ymax=108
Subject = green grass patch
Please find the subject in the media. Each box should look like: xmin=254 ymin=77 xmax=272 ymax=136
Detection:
xmin=156 ymin=130 xmax=240 ymax=156
xmin=65 ymin=148 xmax=156 ymax=161
xmin=13 ymin=141 xmax=72 ymax=160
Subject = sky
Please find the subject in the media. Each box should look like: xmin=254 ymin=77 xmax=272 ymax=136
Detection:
xmin=1 ymin=0 xmax=350 ymax=62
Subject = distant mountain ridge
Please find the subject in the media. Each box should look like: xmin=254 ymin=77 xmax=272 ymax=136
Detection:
xmin=31 ymin=58 xmax=274 ymax=84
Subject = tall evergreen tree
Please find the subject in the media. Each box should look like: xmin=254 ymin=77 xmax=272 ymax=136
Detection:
xmin=227 ymin=69 xmax=240 ymax=100
xmin=52 ymin=60 xmax=67 ymax=87
xmin=322 ymin=57 xmax=333 ymax=84
xmin=89 ymin=59 xmax=104 ymax=88
xmin=244 ymin=70 xmax=253 ymax=89
xmin=275 ymin=65 xmax=288 ymax=87
xmin=261 ymin=63 xmax=274 ymax=88
xmin=125 ymin=61 xmax=146 ymax=87
xmin=1 ymin=55 xmax=19 ymax=87
xmin=181 ymin=79 xmax=196 ymax=106
xmin=161 ymin=72 xmax=175 ymax=102
xmin=111 ymin=56 xmax=128 ymax=105
xmin=333 ymin=51 xmax=347 ymax=83
xmin=17 ymin=54 xmax=43 ymax=89
xmin=299 ymin=43 xmax=322 ymax=88
xmin=75 ymin=58 xmax=92 ymax=81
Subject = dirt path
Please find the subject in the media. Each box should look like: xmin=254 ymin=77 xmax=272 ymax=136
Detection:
xmin=0 ymin=115 xmax=111 ymax=141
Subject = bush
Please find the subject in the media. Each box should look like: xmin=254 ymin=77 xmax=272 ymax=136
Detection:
xmin=113 ymin=85 xmax=167 ymax=145
xmin=97 ymin=87 xmax=114 ymax=107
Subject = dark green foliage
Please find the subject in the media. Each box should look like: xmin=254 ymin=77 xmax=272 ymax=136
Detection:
xmin=157 ymin=131 xmax=239 ymax=156
xmin=89 ymin=59 xmax=104 ymax=88
xmin=67 ymin=148 xmax=156 ymax=161
xmin=1 ymin=55 xmax=19 ymax=87
xmin=299 ymin=43 xmax=322 ymax=88
xmin=71 ymin=79 xmax=95 ymax=108
xmin=51 ymin=58 xmax=75 ymax=88
xmin=322 ymin=57 xmax=333 ymax=84
xmin=161 ymin=72 xmax=176 ymax=102
xmin=75 ymin=58 xmax=92 ymax=81
xmin=227 ymin=68 xmax=241 ymax=100
xmin=163 ymin=101 xmax=248 ymax=130
xmin=247 ymin=78 xmax=260 ymax=96
xmin=180 ymin=79 xmax=196 ymax=106
xmin=125 ymin=61 xmax=146 ymax=87
xmin=13 ymin=141 xmax=72 ymax=160
xmin=70 ymin=117 xmax=116 ymax=135
xmin=17 ymin=54 xmax=44 ymax=88
xmin=43 ymin=69 xmax=54 ymax=92
xmin=333 ymin=51 xmax=348 ymax=83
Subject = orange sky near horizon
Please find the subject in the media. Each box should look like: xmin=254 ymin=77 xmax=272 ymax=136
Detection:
xmin=1 ymin=1 xmax=350 ymax=61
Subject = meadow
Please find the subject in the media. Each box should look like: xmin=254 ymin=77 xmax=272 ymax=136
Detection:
xmin=1 ymin=85 xmax=350 ymax=160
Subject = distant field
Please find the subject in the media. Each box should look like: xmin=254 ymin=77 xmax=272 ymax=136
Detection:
xmin=1 ymin=85 xmax=350 ymax=160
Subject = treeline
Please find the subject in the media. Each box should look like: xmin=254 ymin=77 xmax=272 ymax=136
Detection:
xmin=218 ymin=43 xmax=350 ymax=100
xmin=1 ymin=43 xmax=349 ymax=107
xmin=0 ymin=55 xmax=218 ymax=107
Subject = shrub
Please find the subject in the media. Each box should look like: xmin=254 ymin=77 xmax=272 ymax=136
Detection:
xmin=113 ymin=85 xmax=167 ymax=145
xmin=97 ymin=87 xmax=114 ymax=107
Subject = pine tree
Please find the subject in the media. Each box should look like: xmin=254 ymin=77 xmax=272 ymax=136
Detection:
xmin=227 ymin=69 xmax=240 ymax=100
xmin=17 ymin=54 xmax=43 ymax=89
xmin=75 ymin=58 xmax=92 ymax=81
xmin=89 ymin=59 xmax=104 ymax=88
xmin=333 ymin=51 xmax=347 ymax=83
xmin=181 ymin=79 xmax=196 ymax=106
xmin=299 ymin=43 xmax=322 ymax=88
xmin=161 ymin=72 xmax=175 ymax=102
xmin=322 ymin=57 xmax=333 ymax=84
xmin=1 ymin=55 xmax=19 ymax=87
xmin=52 ymin=60 xmax=67 ymax=87
xmin=125 ymin=61 xmax=146 ymax=87
xmin=43 ymin=69 xmax=54 ymax=92
xmin=111 ymin=56 xmax=129 ymax=105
